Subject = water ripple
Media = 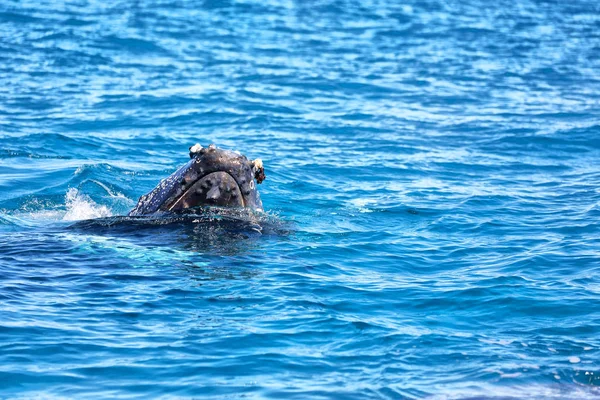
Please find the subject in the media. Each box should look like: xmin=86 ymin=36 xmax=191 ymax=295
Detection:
xmin=0 ymin=0 xmax=599 ymax=398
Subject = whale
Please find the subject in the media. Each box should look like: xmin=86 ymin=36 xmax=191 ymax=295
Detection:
xmin=128 ymin=144 xmax=265 ymax=216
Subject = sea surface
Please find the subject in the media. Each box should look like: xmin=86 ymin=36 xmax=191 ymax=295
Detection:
xmin=1 ymin=0 xmax=599 ymax=398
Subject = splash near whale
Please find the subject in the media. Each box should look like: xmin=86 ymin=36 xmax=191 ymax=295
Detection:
xmin=129 ymin=144 xmax=266 ymax=216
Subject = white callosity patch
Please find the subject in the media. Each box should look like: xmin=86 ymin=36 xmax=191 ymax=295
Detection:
xmin=189 ymin=143 xmax=203 ymax=154
xmin=252 ymin=159 xmax=263 ymax=170
xmin=62 ymin=188 xmax=112 ymax=221
xmin=251 ymin=159 xmax=263 ymax=174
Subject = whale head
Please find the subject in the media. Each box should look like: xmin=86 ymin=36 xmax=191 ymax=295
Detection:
xmin=129 ymin=144 xmax=265 ymax=216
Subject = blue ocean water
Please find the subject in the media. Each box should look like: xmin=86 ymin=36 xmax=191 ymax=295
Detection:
xmin=1 ymin=0 xmax=599 ymax=398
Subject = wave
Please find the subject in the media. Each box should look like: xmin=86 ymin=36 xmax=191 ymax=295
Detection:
xmin=62 ymin=188 xmax=112 ymax=221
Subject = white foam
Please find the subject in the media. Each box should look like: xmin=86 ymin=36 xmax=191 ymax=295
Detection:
xmin=62 ymin=188 xmax=112 ymax=221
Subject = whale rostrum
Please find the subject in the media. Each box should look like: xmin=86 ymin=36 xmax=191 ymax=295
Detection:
xmin=129 ymin=144 xmax=265 ymax=216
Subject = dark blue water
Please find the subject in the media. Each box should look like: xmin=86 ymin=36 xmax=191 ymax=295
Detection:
xmin=1 ymin=0 xmax=599 ymax=398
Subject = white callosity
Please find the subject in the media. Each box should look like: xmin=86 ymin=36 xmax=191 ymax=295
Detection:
xmin=251 ymin=158 xmax=263 ymax=173
xmin=189 ymin=143 xmax=203 ymax=154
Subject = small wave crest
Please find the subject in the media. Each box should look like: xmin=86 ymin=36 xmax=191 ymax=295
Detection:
xmin=62 ymin=188 xmax=112 ymax=221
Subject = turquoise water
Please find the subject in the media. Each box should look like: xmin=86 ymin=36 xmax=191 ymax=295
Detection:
xmin=1 ymin=0 xmax=600 ymax=398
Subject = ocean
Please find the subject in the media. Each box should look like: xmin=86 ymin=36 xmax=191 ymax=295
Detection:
xmin=0 ymin=0 xmax=599 ymax=398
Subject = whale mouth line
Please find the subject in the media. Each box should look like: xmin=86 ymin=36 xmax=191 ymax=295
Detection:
xmin=166 ymin=170 xmax=245 ymax=211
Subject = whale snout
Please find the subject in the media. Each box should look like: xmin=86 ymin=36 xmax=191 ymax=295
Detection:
xmin=170 ymin=171 xmax=244 ymax=210
xmin=128 ymin=144 xmax=265 ymax=216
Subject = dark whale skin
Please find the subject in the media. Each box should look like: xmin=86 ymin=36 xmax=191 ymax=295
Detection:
xmin=129 ymin=145 xmax=264 ymax=216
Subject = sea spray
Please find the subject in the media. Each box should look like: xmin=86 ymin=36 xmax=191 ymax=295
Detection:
xmin=62 ymin=188 xmax=112 ymax=221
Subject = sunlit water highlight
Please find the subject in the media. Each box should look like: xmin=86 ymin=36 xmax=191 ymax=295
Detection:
xmin=0 ymin=0 xmax=599 ymax=398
